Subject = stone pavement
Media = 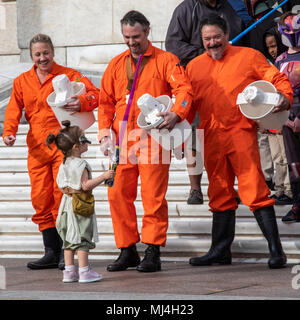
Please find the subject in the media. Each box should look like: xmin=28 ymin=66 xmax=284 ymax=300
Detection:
xmin=0 ymin=258 xmax=300 ymax=301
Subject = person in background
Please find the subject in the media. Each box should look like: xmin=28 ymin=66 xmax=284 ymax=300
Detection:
xmin=243 ymin=0 xmax=289 ymax=191
xmin=165 ymin=0 xmax=246 ymax=204
xmin=165 ymin=0 xmax=246 ymax=66
xmin=227 ymin=0 xmax=253 ymax=26
xmin=261 ymin=29 xmax=293 ymax=206
xmin=275 ymin=11 xmax=300 ymax=222
xmin=2 ymin=34 xmax=99 ymax=270
xmin=243 ymin=0 xmax=286 ymax=54
xmin=263 ymin=28 xmax=287 ymax=64
xmin=186 ymin=14 xmax=292 ymax=269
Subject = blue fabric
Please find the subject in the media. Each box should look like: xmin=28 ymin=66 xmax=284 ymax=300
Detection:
xmin=227 ymin=0 xmax=253 ymax=26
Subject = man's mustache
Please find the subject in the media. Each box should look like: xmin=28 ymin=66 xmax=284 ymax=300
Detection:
xmin=207 ymin=44 xmax=222 ymax=49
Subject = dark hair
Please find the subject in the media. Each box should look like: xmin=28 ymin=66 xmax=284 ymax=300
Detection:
xmin=46 ymin=120 xmax=82 ymax=163
xmin=120 ymin=10 xmax=150 ymax=32
xmin=199 ymin=13 xmax=229 ymax=35
xmin=29 ymin=34 xmax=54 ymax=58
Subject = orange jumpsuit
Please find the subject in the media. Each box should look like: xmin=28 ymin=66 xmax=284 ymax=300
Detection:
xmin=98 ymin=42 xmax=193 ymax=248
xmin=186 ymin=45 xmax=293 ymax=212
xmin=3 ymin=62 xmax=99 ymax=231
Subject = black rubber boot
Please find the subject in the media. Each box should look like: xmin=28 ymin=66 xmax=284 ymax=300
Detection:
xmin=254 ymin=206 xmax=287 ymax=269
xmin=137 ymin=244 xmax=161 ymax=272
xmin=27 ymin=227 xmax=62 ymax=270
xmin=189 ymin=210 xmax=236 ymax=266
xmin=107 ymin=244 xmax=141 ymax=271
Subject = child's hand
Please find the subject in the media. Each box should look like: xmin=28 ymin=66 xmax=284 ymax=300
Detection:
xmin=105 ymin=170 xmax=116 ymax=180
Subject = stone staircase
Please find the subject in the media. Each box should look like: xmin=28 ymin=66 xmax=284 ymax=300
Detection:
xmin=0 ymin=65 xmax=299 ymax=264
xmin=0 ymin=63 xmax=33 ymax=135
xmin=0 ymin=120 xmax=299 ymax=264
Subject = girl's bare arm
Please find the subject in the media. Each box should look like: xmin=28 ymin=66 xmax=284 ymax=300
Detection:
xmin=81 ymin=168 xmax=115 ymax=191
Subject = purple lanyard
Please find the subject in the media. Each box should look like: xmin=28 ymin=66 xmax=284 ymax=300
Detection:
xmin=117 ymin=54 xmax=143 ymax=147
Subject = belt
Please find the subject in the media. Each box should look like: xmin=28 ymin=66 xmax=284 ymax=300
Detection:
xmin=293 ymin=96 xmax=300 ymax=104
xmin=62 ymin=187 xmax=81 ymax=196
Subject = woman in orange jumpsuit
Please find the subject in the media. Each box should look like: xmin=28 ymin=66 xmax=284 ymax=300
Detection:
xmin=186 ymin=14 xmax=293 ymax=269
xmin=3 ymin=34 xmax=99 ymax=270
xmin=99 ymin=11 xmax=193 ymax=272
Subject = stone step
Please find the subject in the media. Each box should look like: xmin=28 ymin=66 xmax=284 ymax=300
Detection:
xmin=0 ymin=144 xmax=199 ymax=164
xmin=0 ymin=158 xmax=196 ymax=175
xmin=0 ymin=97 xmax=10 ymax=113
xmin=0 ymin=200 xmax=291 ymax=218
xmin=0 ymin=131 xmax=101 ymax=146
xmin=0 ymin=78 xmax=13 ymax=102
xmin=0 ymin=145 xmax=104 ymax=159
xmin=0 ymin=171 xmax=208 ymax=186
xmin=1 ymin=121 xmax=99 ymax=135
xmin=0 ymin=217 xmax=298 ymax=237
xmin=0 ymin=185 xmax=209 ymax=201
xmin=0 ymin=235 xmax=299 ymax=261
xmin=0 ymin=119 xmax=297 ymax=263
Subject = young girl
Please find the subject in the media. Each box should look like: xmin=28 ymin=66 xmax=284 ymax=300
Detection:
xmin=46 ymin=120 xmax=115 ymax=283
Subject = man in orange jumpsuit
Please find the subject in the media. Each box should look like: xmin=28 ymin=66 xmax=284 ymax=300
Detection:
xmin=98 ymin=11 xmax=193 ymax=272
xmin=186 ymin=14 xmax=293 ymax=269
xmin=3 ymin=34 xmax=99 ymax=269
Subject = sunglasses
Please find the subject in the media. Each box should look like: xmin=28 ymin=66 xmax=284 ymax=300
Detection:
xmin=79 ymin=135 xmax=91 ymax=145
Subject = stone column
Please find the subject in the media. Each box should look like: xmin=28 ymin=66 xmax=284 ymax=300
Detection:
xmin=0 ymin=0 xmax=20 ymax=64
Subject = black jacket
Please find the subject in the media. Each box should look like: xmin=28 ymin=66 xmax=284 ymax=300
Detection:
xmin=165 ymin=0 xmax=245 ymax=66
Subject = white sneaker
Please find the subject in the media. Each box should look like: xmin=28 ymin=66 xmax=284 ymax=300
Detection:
xmin=62 ymin=270 xmax=79 ymax=283
xmin=79 ymin=268 xmax=102 ymax=283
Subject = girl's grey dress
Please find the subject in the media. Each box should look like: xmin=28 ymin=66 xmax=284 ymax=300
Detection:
xmin=56 ymin=157 xmax=99 ymax=251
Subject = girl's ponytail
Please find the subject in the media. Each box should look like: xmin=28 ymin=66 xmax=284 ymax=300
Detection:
xmin=46 ymin=133 xmax=57 ymax=150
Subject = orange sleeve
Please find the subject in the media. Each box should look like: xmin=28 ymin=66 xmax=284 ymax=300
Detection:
xmin=252 ymin=51 xmax=293 ymax=107
xmin=164 ymin=54 xmax=193 ymax=120
xmin=3 ymin=77 xmax=24 ymax=138
xmin=68 ymin=70 xmax=100 ymax=112
xmin=98 ymin=61 xmax=117 ymax=141
xmin=185 ymin=59 xmax=197 ymax=124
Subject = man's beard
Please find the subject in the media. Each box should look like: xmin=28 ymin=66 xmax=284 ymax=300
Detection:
xmin=208 ymin=44 xmax=224 ymax=60
xmin=210 ymin=51 xmax=223 ymax=60
xmin=128 ymin=44 xmax=141 ymax=56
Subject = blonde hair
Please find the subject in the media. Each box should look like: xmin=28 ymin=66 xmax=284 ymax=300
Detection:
xmin=29 ymin=34 xmax=54 ymax=58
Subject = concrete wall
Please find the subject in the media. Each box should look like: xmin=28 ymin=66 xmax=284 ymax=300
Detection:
xmin=16 ymin=0 xmax=182 ymax=69
xmin=0 ymin=0 xmax=20 ymax=64
xmin=0 ymin=0 xmax=184 ymax=126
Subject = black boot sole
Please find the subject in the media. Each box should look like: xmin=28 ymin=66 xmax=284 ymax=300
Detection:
xmin=107 ymin=261 xmax=140 ymax=272
xmin=268 ymin=256 xmax=287 ymax=269
xmin=136 ymin=264 xmax=161 ymax=272
xmin=189 ymin=257 xmax=231 ymax=266
xmin=268 ymin=263 xmax=287 ymax=269
xmin=27 ymin=262 xmax=59 ymax=270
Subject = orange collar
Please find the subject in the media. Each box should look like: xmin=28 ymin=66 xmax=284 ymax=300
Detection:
xmin=29 ymin=61 xmax=62 ymax=78
xmin=125 ymin=40 xmax=154 ymax=59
